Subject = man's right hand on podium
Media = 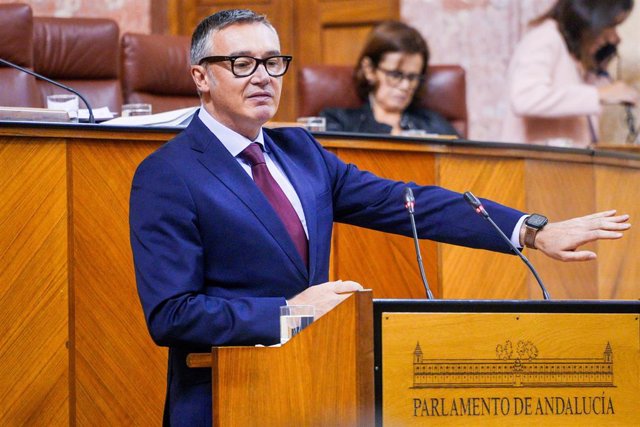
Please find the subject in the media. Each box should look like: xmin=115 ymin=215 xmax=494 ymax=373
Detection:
xmin=287 ymin=280 xmax=363 ymax=319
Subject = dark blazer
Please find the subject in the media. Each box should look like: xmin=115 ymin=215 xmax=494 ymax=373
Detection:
xmin=129 ymin=113 xmax=522 ymax=426
xmin=321 ymin=102 xmax=459 ymax=136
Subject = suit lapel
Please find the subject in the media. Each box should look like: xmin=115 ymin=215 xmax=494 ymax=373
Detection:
xmin=188 ymin=118 xmax=309 ymax=280
xmin=264 ymin=132 xmax=319 ymax=281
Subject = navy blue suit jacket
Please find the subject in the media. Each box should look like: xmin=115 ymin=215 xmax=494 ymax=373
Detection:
xmin=129 ymin=114 xmax=523 ymax=426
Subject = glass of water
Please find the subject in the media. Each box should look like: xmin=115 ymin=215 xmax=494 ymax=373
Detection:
xmin=46 ymin=94 xmax=79 ymax=121
xmin=280 ymin=305 xmax=315 ymax=344
xmin=296 ymin=116 xmax=326 ymax=132
xmin=121 ymin=103 xmax=152 ymax=117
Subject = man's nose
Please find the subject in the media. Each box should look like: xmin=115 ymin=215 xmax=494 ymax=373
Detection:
xmin=250 ymin=64 xmax=271 ymax=84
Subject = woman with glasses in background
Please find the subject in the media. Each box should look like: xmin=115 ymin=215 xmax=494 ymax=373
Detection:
xmin=321 ymin=21 xmax=459 ymax=136
xmin=501 ymin=0 xmax=639 ymax=147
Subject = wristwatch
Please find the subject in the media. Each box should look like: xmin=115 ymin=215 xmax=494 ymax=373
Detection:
xmin=524 ymin=214 xmax=548 ymax=249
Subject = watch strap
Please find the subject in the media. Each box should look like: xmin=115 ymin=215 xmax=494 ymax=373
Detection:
xmin=524 ymin=225 xmax=538 ymax=249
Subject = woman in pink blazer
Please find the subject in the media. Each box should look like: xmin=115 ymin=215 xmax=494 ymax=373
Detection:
xmin=501 ymin=0 xmax=639 ymax=147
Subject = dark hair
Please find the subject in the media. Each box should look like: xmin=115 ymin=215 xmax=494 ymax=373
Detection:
xmin=190 ymin=9 xmax=274 ymax=65
xmin=354 ymin=21 xmax=430 ymax=106
xmin=531 ymin=0 xmax=634 ymax=70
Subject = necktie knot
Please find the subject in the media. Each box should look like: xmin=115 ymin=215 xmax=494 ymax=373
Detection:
xmin=239 ymin=143 xmax=266 ymax=166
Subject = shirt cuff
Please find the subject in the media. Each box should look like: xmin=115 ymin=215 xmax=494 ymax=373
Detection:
xmin=511 ymin=215 xmax=529 ymax=249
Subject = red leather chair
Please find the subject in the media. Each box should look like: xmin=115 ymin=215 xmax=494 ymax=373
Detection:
xmin=33 ymin=17 xmax=123 ymax=113
xmin=0 ymin=3 xmax=41 ymax=108
xmin=121 ymin=33 xmax=199 ymax=113
xmin=298 ymin=64 xmax=468 ymax=137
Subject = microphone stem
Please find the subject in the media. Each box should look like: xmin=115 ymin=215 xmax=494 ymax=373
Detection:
xmin=484 ymin=215 xmax=551 ymax=300
xmin=0 ymin=57 xmax=95 ymax=123
xmin=409 ymin=210 xmax=434 ymax=299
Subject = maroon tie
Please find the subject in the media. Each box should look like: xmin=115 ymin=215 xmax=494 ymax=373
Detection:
xmin=239 ymin=143 xmax=308 ymax=266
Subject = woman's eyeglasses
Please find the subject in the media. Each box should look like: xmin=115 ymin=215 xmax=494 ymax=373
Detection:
xmin=376 ymin=67 xmax=424 ymax=88
xmin=199 ymin=55 xmax=293 ymax=77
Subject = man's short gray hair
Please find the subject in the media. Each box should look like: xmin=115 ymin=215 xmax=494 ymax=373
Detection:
xmin=190 ymin=9 xmax=274 ymax=65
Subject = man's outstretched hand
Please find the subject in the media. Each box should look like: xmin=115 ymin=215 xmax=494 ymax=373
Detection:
xmin=531 ymin=210 xmax=631 ymax=261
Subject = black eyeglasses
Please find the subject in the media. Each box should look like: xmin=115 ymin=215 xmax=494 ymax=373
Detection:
xmin=377 ymin=67 xmax=424 ymax=88
xmin=198 ymin=55 xmax=293 ymax=77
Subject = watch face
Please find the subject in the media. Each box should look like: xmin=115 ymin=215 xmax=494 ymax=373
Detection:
xmin=526 ymin=214 xmax=548 ymax=229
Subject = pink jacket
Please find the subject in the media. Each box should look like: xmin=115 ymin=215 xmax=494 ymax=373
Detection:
xmin=501 ymin=20 xmax=601 ymax=147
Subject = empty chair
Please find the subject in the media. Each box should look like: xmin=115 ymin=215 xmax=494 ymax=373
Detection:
xmin=298 ymin=64 xmax=468 ymax=137
xmin=121 ymin=33 xmax=199 ymax=114
xmin=0 ymin=3 xmax=40 ymax=108
xmin=33 ymin=17 xmax=123 ymax=113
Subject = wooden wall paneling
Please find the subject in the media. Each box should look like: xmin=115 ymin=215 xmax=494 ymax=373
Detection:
xmin=151 ymin=0 xmax=170 ymax=34
xmin=321 ymin=26 xmax=376 ymax=66
xmin=525 ymin=160 xmax=597 ymax=299
xmin=595 ymin=165 xmax=640 ymax=299
xmin=70 ymin=141 xmax=166 ymax=425
xmin=332 ymin=148 xmax=439 ymax=299
xmin=437 ymin=155 xmax=528 ymax=299
xmin=319 ymin=0 xmax=399 ymax=65
xmin=295 ymin=0 xmax=400 ymax=65
xmin=0 ymin=140 xmax=69 ymax=425
xmin=165 ymin=0 xmax=199 ymax=35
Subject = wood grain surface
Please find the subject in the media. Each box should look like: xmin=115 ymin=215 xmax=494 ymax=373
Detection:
xmin=1 ymin=139 xmax=69 ymax=425
xmin=70 ymin=140 xmax=166 ymax=425
xmin=1 ymin=125 xmax=639 ymax=425
xmin=438 ymin=155 xmax=527 ymax=299
xmin=332 ymin=148 xmax=439 ymax=298
xmin=209 ymin=291 xmax=373 ymax=426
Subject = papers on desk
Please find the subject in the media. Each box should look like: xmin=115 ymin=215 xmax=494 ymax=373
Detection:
xmin=0 ymin=106 xmax=70 ymax=122
xmin=102 ymin=106 xmax=198 ymax=127
xmin=79 ymin=107 xmax=114 ymax=122
xmin=0 ymin=106 xmax=115 ymax=123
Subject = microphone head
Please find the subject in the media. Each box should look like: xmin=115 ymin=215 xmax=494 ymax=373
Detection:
xmin=463 ymin=191 xmax=481 ymax=208
xmin=463 ymin=191 xmax=489 ymax=218
xmin=403 ymin=187 xmax=415 ymax=213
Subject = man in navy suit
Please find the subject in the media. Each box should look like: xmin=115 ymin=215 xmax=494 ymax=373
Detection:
xmin=129 ymin=9 xmax=631 ymax=426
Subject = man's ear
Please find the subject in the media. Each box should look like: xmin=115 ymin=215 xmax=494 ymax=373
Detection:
xmin=191 ymin=65 xmax=210 ymax=93
xmin=361 ymin=57 xmax=376 ymax=84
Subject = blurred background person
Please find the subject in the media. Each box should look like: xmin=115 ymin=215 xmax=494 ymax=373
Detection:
xmin=501 ymin=0 xmax=639 ymax=147
xmin=320 ymin=21 xmax=459 ymax=136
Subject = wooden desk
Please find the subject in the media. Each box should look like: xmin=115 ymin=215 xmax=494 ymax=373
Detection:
xmin=2 ymin=123 xmax=639 ymax=425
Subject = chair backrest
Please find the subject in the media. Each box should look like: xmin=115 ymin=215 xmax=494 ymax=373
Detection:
xmin=121 ymin=33 xmax=199 ymax=114
xmin=33 ymin=17 xmax=123 ymax=113
xmin=298 ymin=64 xmax=468 ymax=137
xmin=0 ymin=3 xmax=41 ymax=108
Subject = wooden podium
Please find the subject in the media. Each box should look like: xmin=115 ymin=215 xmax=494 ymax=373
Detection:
xmin=187 ymin=296 xmax=639 ymax=426
xmin=187 ymin=291 xmax=375 ymax=426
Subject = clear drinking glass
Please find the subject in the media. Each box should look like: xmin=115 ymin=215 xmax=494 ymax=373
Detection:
xmin=296 ymin=116 xmax=326 ymax=132
xmin=280 ymin=305 xmax=315 ymax=344
xmin=46 ymin=94 xmax=79 ymax=121
xmin=121 ymin=103 xmax=152 ymax=117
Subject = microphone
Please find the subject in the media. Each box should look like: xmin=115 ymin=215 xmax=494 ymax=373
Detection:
xmin=0 ymin=57 xmax=95 ymax=123
xmin=463 ymin=191 xmax=551 ymax=300
xmin=403 ymin=187 xmax=434 ymax=299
